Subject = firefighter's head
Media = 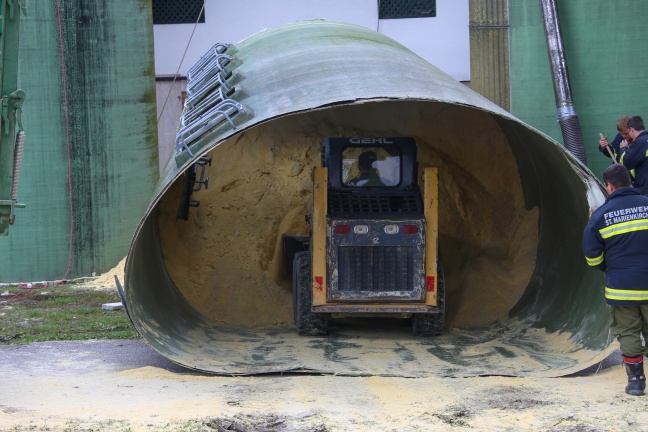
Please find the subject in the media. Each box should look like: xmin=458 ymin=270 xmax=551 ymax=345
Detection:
xmin=603 ymin=164 xmax=632 ymax=194
xmin=627 ymin=116 xmax=645 ymax=141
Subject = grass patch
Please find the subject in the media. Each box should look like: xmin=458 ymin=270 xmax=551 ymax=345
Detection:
xmin=0 ymin=285 xmax=139 ymax=344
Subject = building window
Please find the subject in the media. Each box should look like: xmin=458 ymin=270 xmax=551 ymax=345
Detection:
xmin=379 ymin=0 xmax=436 ymax=19
xmin=153 ymin=0 xmax=205 ymax=25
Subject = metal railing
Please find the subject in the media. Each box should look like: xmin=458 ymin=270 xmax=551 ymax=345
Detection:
xmin=174 ymin=43 xmax=248 ymax=158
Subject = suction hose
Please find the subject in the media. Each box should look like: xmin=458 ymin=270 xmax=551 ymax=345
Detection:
xmin=539 ymin=0 xmax=587 ymax=165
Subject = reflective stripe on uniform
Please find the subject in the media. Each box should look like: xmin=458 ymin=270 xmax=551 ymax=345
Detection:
xmin=619 ymin=153 xmax=636 ymax=178
xmin=605 ymin=287 xmax=648 ymax=302
xmin=585 ymin=253 xmax=604 ymax=267
xmin=599 ymin=218 xmax=648 ymax=239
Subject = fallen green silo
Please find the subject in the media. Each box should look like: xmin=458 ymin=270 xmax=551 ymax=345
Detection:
xmin=123 ymin=21 xmax=613 ymax=377
xmin=0 ymin=1 xmax=157 ymax=281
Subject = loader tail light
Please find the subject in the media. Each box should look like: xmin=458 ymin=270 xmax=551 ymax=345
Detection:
xmin=334 ymin=224 xmax=351 ymax=234
xmin=403 ymin=224 xmax=419 ymax=234
xmin=427 ymin=276 xmax=435 ymax=292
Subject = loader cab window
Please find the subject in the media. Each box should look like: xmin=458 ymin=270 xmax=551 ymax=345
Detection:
xmin=342 ymin=146 xmax=401 ymax=187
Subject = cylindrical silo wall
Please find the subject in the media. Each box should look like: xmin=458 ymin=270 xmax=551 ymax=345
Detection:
xmin=0 ymin=1 xmax=157 ymax=281
xmin=510 ymin=0 xmax=648 ymax=177
xmin=121 ymin=22 xmax=612 ymax=376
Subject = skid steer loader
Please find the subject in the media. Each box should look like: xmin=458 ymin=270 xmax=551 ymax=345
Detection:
xmin=284 ymin=137 xmax=444 ymax=336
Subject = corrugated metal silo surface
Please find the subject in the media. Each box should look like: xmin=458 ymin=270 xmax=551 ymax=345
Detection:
xmin=0 ymin=1 xmax=157 ymax=282
xmin=509 ymin=0 xmax=648 ymax=178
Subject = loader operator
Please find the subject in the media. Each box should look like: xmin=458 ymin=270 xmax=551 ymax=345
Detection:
xmin=582 ymin=164 xmax=648 ymax=396
xmin=348 ymin=150 xmax=385 ymax=187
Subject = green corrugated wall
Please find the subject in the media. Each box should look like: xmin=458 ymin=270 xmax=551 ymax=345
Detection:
xmin=509 ymin=0 xmax=648 ymax=178
xmin=0 ymin=1 xmax=157 ymax=282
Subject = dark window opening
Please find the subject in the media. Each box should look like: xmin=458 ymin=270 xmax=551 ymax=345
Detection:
xmin=153 ymin=0 xmax=205 ymax=25
xmin=379 ymin=0 xmax=436 ymax=19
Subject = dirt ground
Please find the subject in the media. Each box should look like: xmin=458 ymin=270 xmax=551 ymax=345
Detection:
xmin=2 ymin=260 xmax=644 ymax=432
xmin=1 ymin=340 xmax=645 ymax=432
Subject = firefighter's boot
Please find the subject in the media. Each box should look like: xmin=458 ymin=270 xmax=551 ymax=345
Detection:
xmin=623 ymin=356 xmax=646 ymax=396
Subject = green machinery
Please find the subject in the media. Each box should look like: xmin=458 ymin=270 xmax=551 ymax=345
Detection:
xmin=0 ymin=0 xmax=25 ymax=236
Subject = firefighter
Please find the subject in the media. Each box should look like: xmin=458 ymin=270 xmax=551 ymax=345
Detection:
xmin=620 ymin=116 xmax=648 ymax=195
xmin=582 ymin=163 xmax=648 ymax=396
xmin=598 ymin=115 xmax=632 ymax=162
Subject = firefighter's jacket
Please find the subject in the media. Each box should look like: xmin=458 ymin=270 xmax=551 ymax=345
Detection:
xmin=620 ymin=130 xmax=648 ymax=195
xmin=582 ymin=187 xmax=648 ymax=305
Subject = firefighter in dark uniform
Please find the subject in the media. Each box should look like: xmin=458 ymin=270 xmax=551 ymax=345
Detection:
xmin=582 ymin=164 xmax=648 ymax=396
xmin=620 ymin=116 xmax=648 ymax=195
xmin=598 ymin=115 xmax=632 ymax=162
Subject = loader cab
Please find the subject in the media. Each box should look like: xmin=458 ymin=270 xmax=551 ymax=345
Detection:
xmin=324 ymin=137 xmax=418 ymax=186
xmin=322 ymin=137 xmax=424 ymax=219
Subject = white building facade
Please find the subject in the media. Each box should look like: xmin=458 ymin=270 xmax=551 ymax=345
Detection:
xmin=153 ymin=0 xmax=470 ymax=171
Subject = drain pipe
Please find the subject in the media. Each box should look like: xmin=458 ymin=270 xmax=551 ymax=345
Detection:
xmin=539 ymin=0 xmax=587 ymax=165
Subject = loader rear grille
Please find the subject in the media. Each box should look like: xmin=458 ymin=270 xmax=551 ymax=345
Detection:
xmin=338 ymin=246 xmax=414 ymax=292
xmin=329 ymin=193 xmax=422 ymax=214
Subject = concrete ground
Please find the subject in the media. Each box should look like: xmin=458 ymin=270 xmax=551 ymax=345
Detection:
xmin=3 ymin=340 xmax=645 ymax=432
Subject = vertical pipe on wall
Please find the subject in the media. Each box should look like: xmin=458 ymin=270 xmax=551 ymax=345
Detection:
xmin=539 ymin=0 xmax=587 ymax=165
xmin=469 ymin=0 xmax=510 ymax=111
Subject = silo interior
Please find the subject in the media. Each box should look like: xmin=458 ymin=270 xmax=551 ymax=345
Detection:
xmin=125 ymin=99 xmax=611 ymax=376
